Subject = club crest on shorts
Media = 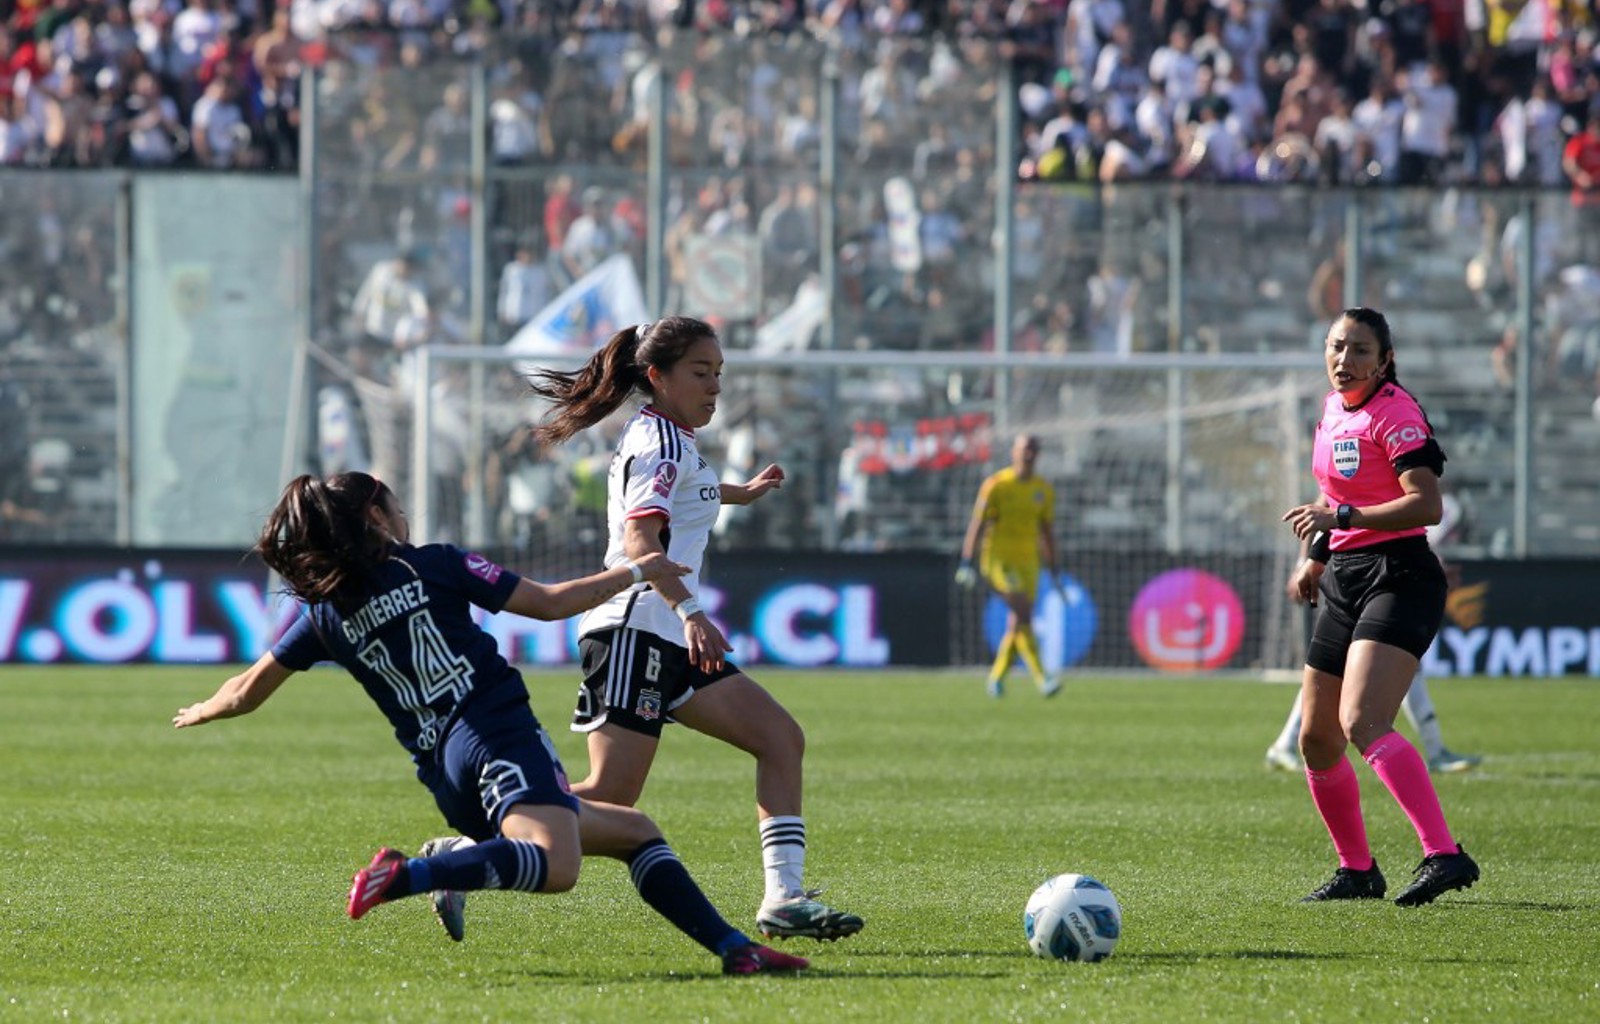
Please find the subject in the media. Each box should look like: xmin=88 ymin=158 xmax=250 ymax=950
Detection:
xmin=1332 ymin=438 xmax=1360 ymax=478
xmin=635 ymin=688 xmax=663 ymax=721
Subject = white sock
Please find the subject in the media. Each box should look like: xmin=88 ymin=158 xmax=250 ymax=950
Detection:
xmin=1401 ymin=670 xmax=1445 ymax=761
xmin=759 ymin=815 xmax=806 ymax=904
xmin=1272 ymin=693 xmax=1302 ymax=752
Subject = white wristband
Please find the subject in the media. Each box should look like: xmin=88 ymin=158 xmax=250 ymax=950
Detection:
xmin=674 ymin=596 xmax=702 ymax=622
xmin=624 ymin=560 xmax=643 ymax=584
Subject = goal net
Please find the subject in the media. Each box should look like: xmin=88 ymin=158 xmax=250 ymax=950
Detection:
xmin=366 ymin=346 xmax=1315 ymax=673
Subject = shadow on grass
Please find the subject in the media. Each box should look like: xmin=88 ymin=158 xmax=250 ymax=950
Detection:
xmin=839 ymin=948 xmax=1025 ymax=960
xmin=1127 ymin=950 xmax=1493 ymax=965
xmin=496 ymin=967 xmax=991 ymax=983
xmin=455 ymin=946 xmax=1023 ymax=986
xmin=1471 ymin=770 xmax=1600 ymax=787
xmin=1419 ymin=899 xmax=1586 ymax=912
xmin=1128 ymin=950 xmax=1364 ymax=963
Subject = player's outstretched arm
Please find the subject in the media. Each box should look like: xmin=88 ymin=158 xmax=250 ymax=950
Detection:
xmin=174 ymin=652 xmax=295 ymax=728
xmin=719 ymin=463 xmax=785 ymax=506
xmin=503 ymin=552 xmax=689 ymax=621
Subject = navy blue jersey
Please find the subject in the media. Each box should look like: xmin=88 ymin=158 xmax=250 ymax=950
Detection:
xmin=271 ymin=544 xmax=523 ymax=758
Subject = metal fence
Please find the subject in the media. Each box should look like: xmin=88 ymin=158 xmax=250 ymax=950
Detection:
xmin=299 ymin=30 xmax=1595 ymax=560
xmin=0 ymin=173 xmax=125 ymax=543
xmin=1 ymin=29 xmax=1596 ymax=560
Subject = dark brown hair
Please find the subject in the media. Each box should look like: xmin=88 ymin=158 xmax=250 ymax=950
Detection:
xmin=527 ymin=316 xmax=717 ymax=444
xmin=1339 ymin=307 xmax=1437 ymax=430
xmin=256 ymin=472 xmax=393 ymax=614
xmin=1341 ymin=307 xmax=1398 ymax=384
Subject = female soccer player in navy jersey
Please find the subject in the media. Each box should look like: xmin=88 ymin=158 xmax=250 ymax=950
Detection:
xmin=523 ymin=316 xmax=863 ymax=942
xmin=173 ymin=471 xmax=808 ymax=975
xmin=1280 ymin=308 xmax=1480 ymax=907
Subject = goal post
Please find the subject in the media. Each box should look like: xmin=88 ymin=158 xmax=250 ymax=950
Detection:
xmin=398 ymin=346 xmax=1319 ymax=672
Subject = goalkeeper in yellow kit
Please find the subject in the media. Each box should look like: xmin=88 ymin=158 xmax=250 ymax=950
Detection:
xmin=956 ymin=433 xmax=1063 ymax=698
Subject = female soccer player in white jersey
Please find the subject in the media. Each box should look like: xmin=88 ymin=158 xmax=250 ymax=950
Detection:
xmin=1280 ymin=308 xmax=1479 ymax=908
xmin=524 ymin=316 xmax=863 ymax=942
xmin=174 ymin=471 xmax=808 ymax=975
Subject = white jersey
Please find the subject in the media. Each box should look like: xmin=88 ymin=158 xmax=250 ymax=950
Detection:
xmin=578 ymin=405 xmax=722 ymax=645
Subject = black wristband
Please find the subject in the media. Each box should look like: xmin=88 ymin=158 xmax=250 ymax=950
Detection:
xmin=1308 ymin=531 xmax=1330 ymax=563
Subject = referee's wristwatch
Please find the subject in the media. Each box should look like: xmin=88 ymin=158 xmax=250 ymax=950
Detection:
xmin=1335 ymin=503 xmax=1354 ymax=530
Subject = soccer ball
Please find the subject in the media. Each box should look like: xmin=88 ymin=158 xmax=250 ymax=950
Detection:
xmin=1023 ymin=873 xmax=1122 ymax=962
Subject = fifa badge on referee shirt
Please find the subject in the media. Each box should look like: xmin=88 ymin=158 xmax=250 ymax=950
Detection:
xmin=1333 ymin=438 xmax=1360 ymax=478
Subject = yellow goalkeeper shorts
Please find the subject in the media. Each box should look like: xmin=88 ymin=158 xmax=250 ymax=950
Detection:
xmin=982 ymin=558 xmax=1039 ymax=600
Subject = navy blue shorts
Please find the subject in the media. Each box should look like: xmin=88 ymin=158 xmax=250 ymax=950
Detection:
xmin=1306 ymin=537 xmax=1447 ymax=676
xmin=416 ymin=688 xmax=579 ymax=841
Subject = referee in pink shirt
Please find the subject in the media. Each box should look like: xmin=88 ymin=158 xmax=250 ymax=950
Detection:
xmin=1280 ymin=307 xmax=1480 ymax=908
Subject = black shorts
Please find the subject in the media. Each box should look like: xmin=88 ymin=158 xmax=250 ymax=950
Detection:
xmin=571 ymin=627 xmax=740 ymax=738
xmin=1306 ymin=536 xmax=1447 ymax=676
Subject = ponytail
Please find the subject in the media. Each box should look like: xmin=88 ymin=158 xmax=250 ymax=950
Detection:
xmin=528 ymin=315 xmax=717 ymax=445
xmin=528 ymin=325 xmax=649 ymax=444
xmin=257 ymin=472 xmax=393 ymax=614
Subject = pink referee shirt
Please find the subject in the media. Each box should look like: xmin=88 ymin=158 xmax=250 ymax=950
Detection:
xmin=1312 ymin=383 xmax=1434 ymax=552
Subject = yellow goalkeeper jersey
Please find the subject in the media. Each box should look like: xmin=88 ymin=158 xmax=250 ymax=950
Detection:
xmin=977 ymin=467 xmax=1054 ymax=566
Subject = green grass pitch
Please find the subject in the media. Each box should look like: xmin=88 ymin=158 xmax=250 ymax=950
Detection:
xmin=2 ymin=666 xmax=1597 ymax=1023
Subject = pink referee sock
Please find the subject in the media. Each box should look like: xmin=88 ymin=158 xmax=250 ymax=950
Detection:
xmin=1305 ymin=756 xmax=1373 ymax=870
xmin=1363 ymin=732 xmax=1457 ymax=857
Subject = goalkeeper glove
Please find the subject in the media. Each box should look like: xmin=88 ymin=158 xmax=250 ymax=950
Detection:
xmin=954 ymin=561 xmax=977 ymax=588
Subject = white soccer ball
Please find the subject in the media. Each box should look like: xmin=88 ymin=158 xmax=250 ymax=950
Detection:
xmin=1023 ymin=873 xmax=1122 ymax=962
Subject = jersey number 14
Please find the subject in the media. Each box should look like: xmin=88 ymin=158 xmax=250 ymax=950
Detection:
xmin=356 ymin=609 xmax=476 ymax=750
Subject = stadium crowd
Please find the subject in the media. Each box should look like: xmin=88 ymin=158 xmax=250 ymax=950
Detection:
xmin=5 ymin=0 xmax=1599 ymax=552
xmin=0 ymin=0 xmax=1595 ymax=188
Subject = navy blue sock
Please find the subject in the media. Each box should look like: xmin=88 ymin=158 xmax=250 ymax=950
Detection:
xmin=407 ymin=838 xmax=548 ymax=894
xmin=626 ymin=838 xmax=747 ymax=956
xmin=380 ymin=860 xmax=414 ymax=900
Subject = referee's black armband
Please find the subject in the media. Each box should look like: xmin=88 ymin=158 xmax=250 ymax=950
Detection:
xmin=1308 ymin=531 xmax=1330 ymax=563
xmin=1393 ymin=439 xmax=1447 ymax=478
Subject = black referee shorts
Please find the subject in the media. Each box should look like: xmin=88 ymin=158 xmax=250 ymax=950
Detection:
xmin=1306 ymin=536 xmax=1447 ymax=677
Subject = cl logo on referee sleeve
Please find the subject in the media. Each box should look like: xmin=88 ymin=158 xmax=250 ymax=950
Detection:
xmin=1384 ymin=425 xmax=1426 ymax=448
